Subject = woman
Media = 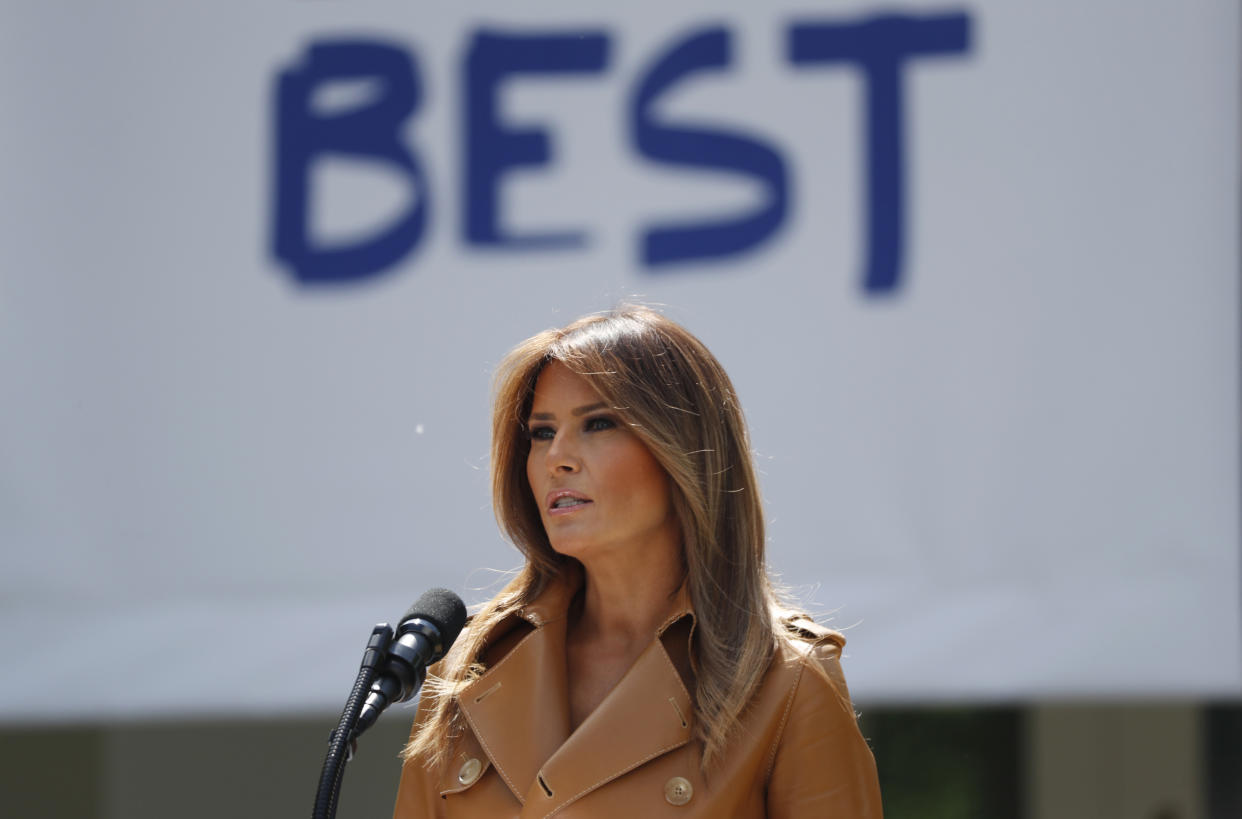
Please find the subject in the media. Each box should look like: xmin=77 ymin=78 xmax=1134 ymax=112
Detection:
xmin=393 ymin=307 xmax=882 ymax=818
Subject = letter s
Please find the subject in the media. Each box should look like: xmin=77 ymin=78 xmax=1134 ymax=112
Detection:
xmin=631 ymin=27 xmax=789 ymax=268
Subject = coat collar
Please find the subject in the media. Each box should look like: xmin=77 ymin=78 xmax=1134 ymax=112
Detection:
xmin=453 ymin=568 xmax=696 ymax=813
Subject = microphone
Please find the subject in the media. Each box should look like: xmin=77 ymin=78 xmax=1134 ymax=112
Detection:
xmin=353 ymin=588 xmax=467 ymax=739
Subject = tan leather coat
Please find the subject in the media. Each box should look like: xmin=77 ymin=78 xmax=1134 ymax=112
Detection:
xmin=392 ymin=575 xmax=882 ymax=818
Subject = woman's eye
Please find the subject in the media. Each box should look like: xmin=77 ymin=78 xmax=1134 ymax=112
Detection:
xmin=528 ymin=425 xmax=555 ymax=441
xmin=585 ymin=416 xmax=616 ymax=432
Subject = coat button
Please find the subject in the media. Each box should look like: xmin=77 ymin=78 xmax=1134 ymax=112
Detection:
xmin=458 ymin=757 xmax=482 ymax=786
xmin=664 ymin=776 xmax=693 ymax=806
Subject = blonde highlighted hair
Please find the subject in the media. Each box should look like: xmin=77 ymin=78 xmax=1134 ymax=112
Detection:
xmin=404 ymin=306 xmax=813 ymax=771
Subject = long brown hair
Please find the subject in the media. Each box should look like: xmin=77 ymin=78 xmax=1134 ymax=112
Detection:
xmin=405 ymin=306 xmax=808 ymax=770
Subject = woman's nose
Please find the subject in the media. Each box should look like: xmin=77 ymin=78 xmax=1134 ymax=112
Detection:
xmin=546 ymin=433 xmax=581 ymax=473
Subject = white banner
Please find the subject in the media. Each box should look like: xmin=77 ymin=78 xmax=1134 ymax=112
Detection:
xmin=1 ymin=0 xmax=1237 ymax=721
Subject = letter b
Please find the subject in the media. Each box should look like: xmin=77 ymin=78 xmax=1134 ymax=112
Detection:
xmin=273 ymin=40 xmax=428 ymax=285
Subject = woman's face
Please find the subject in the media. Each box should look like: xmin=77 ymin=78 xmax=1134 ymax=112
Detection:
xmin=525 ymin=362 xmax=680 ymax=565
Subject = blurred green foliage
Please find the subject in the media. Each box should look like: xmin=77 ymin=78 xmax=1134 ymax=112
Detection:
xmin=859 ymin=707 xmax=1024 ymax=819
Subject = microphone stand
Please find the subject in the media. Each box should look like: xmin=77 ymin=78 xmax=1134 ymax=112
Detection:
xmin=312 ymin=623 xmax=394 ymax=819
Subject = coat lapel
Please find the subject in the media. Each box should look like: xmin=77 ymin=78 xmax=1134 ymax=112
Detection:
xmin=516 ymin=596 xmax=700 ymax=819
xmin=456 ymin=574 xmax=696 ymax=817
xmin=520 ymin=611 xmax=695 ymax=816
xmin=456 ymin=585 xmax=574 ymax=804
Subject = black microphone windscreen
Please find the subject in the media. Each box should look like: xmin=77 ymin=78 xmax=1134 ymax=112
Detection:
xmin=401 ymin=588 xmax=467 ymax=649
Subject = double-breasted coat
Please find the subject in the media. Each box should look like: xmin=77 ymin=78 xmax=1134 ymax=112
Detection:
xmin=392 ymin=574 xmax=882 ymax=818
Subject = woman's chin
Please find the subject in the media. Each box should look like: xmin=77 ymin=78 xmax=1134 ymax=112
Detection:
xmin=548 ymin=538 xmax=593 ymax=560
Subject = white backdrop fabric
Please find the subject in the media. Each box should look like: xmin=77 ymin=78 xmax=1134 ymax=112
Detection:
xmin=1 ymin=0 xmax=1238 ymax=721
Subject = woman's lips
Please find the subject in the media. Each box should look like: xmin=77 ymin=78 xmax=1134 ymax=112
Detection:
xmin=545 ymin=489 xmax=593 ymax=515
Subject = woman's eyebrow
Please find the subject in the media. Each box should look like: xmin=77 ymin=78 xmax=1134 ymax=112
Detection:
xmin=528 ymin=402 xmax=608 ymax=422
xmin=572 ymin=402 xmax=608 ymax=416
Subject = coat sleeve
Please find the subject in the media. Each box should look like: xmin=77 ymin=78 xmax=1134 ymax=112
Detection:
xmin=764 ymin=641 xmax=883 ymax=819
xmin=391 ymin=694 xmax=445 ymax=819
